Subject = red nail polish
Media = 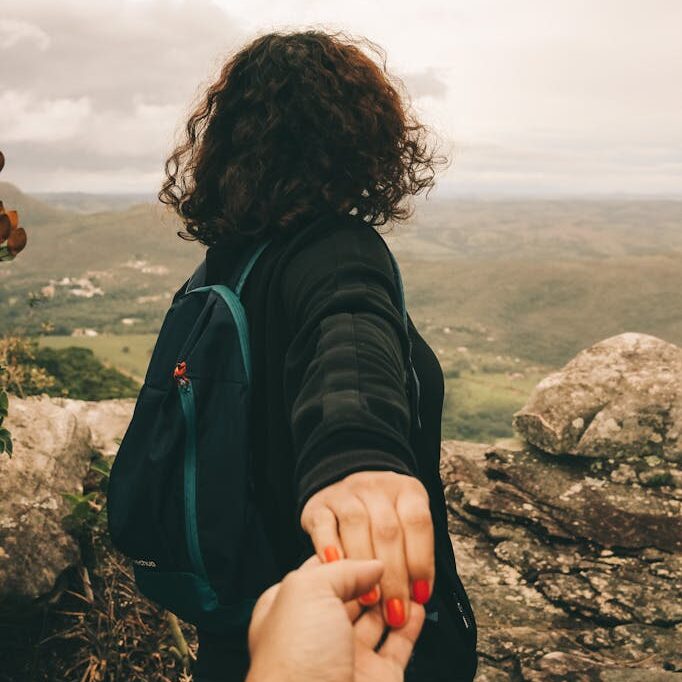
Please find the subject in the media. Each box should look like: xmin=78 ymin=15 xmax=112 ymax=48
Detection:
xmin=323 ymin=546 xmax=339 ymax=562
xmin=412 ymin=579 xmax=430 ymax=605
xmin=386 ymin=598 xmax=405 ymax=628
xmin=358 ymin=586 xmax=380 ymax=606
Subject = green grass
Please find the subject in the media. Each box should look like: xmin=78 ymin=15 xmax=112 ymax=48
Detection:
xmin=37 ymin=334 xmax=154 ymax=384
xmin=443 ymin=364 xmax=547 ymax=442
xmin=431 ymin=347 xmax=548 ymax=442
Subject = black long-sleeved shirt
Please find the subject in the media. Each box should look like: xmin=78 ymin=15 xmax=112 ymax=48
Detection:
xmin=177 ymin=210 xmax=477 ymax=681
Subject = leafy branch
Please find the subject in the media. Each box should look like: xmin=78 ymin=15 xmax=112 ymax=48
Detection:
xmin=0 ymin=150 xmax=28 ymax=457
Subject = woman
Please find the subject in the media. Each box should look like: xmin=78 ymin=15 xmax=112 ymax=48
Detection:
xmin=160 ymin=29 xmax=478 ymax=681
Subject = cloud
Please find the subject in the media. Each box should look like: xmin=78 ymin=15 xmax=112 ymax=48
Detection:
xmin=0 ymin=19 xmax=51 ymax=51
xmin=440 ymin=138 xmax=682 ymax=196
xmin=0 ymin=0 xmax=245 ymax=191
xmin=400 ymin=68 xmax=449 ymax=100
xmin=1 ymin=0 xmax=680 ymax=194
xmin=1 ymin=0 xmax=245 ymax=108
xmin=0 ymin=91 xmax=92 ymax=142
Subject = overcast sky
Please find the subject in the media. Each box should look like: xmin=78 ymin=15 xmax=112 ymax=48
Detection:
xmin=1 ymin=0 xmax=680 ymax=196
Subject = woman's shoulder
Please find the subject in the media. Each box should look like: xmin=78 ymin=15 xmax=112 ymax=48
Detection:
xmin=279 ymin=211 xmax=396 ymax=278
xmin=274 ymin=212 xmax=406 ymax=334
xmin=207 ymin=210 xmax=395 ymax=274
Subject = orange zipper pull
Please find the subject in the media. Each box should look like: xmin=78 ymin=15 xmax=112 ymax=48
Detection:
xmin=173 ymin=361 xmax=188 ymax=383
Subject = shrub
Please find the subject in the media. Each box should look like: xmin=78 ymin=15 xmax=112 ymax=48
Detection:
xmin=0 ymin=336 xmax=139 ymax=401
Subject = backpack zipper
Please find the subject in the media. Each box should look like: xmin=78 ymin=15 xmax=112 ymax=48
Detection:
xmin=455 ymin=596 xmax=472 ymax=630
xmin=174 ymin=361 xmax=209 ymax=579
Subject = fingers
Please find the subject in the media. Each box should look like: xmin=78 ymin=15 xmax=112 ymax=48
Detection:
xmin=378 ymin=602 xmax=426 ymax=669
xmin=300 ymin=472 xmax=436 ymax=632
xmin=345 ymin=599 xmax=364 ymax=623
xmin=303 ymin=494 xmax=381 ymax=607
xmin=250 ymin=554 xmax=378 ymax=652
xmin=248 ymin=581 xmax=281 ymax=649
xmin=352 ymin=603 xmax=386 ymax=650
xmin=296 ymin=551 xmax=366 ymax=621
xmin=249 ymin=552 xmax=341 ymax=627
xmin=297 ymin=553 xmax=323 ymax=571
xmin=292 ymin=553 xmax=371 ymax=620
xmin=335 ymin=495 xmax=381 ymax=607
xmin=308 ymin=558 xmax=384 ymax=603
xmin=396 ymin=488 xmax=435 ymax=605
xmin=361 ymin=494 xmax=410 ymax=628
xmin=301 ymin=503 xmax=344 ymax=563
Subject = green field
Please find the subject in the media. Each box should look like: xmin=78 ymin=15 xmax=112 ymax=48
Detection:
xmin=37 ymin=334 xmax=156 ymax=384
xmin=443 ymin=361 xmax=548 ymax=441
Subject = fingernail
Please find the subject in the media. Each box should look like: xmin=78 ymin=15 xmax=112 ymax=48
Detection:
xmin=358 ymin=586 xmax=380 ymax=606
xmin=412 ymin=579 xmax=430 ymax=605
xmin=386 ymin=598 xmax=406 ymax=628
xmin=323 ymin=546 xmax=339 ymax=562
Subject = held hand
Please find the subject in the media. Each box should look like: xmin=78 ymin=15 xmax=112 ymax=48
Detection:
xmin=247 ymin=556 xmax=425 ymax=682
xmin=300 ymin=471 xmax=435 ymax=629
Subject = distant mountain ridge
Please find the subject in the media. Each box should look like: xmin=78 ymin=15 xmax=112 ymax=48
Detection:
xmin=0 ymin=182 xmax=69 ymax=226
xmin=32 ymin=190 xmax=158 ymax=215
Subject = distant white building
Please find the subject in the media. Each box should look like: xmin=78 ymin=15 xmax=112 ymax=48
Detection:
xmin=123 ymin=258 xmax=169 ymax=275
xmin=49 ymin=275 xmax=104 ymax=298
xmin=71 ymin=328 xmax=99 ymax=337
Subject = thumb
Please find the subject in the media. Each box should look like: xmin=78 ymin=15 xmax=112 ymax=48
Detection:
xmin=309 ymin=559 xmax=384 ymax=603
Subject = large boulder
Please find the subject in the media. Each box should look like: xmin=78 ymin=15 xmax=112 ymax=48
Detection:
xmin=513 ymin=333 xmax=682 ymax=464
xmin=469 ymin=335 xmax=682 ymax=679
xmin=0 ymin=395 xmax=134 ymax=603
xmin=442 ymin=440 xmax=681 ymax=682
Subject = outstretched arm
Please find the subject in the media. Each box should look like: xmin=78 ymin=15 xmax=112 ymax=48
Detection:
xmin=282 ymin=219 xmax=435 ymax=629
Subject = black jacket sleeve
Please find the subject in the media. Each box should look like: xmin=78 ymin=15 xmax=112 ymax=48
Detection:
xmin=281 ymin=220 xmax=418 ymax=518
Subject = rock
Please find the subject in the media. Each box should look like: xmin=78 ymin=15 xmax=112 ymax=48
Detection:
xmin=2 ymin=378 xmax=679 ymax=680
xmin=481 ymin=448 xmax=681 ymax=553
xmin=58 ymin=397 xmax=134 ymax=457
xmin=441 ymin=439 xmax=682 ymax=680
xmin=0 ymin=395 xmax=134 ymax=603
xmin=513 ymin=333 xmax=682 ymax=463
xmin=0 ymin=395 xmax=92 ymax=601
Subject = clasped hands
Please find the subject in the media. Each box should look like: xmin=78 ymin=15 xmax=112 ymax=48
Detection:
xmin=247 ymin=471 xmax=434 ymax=682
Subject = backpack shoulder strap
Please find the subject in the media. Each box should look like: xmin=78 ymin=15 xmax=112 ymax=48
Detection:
xmin=234 ymin=239 xmax=272 ymax=297
xmin=184 ymin=238 xmax=272 ymax=297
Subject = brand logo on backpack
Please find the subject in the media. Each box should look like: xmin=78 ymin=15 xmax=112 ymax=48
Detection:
xmin=133 ymin=558 xmax=157 ymax=568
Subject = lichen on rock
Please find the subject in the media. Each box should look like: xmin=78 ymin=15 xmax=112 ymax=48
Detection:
xmin=513 ymin=333 xmax=682 ymax=465
xmin=0 ymin=395 xmax=134 ymax=602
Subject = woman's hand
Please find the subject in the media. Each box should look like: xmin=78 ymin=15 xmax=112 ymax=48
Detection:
xmin=300 ymin=470 xmax=435 ymax=629
xmin=246 ymin=556 xmax=425 ymax=682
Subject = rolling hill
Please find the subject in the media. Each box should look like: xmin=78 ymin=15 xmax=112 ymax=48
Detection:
xmin=2 ymin=182 xmax=680 ymax=365
xmin=4 ymin=183 xmax=679 ymax=440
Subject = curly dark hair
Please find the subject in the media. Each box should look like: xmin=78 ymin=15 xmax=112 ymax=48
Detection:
xmin=159 ymin=29 xmax=448 ymax=248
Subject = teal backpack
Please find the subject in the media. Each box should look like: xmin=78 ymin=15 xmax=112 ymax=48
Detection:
xmin=107 ymin=234 xmax=421 ymax=634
